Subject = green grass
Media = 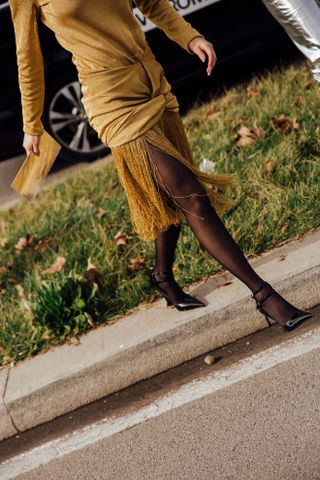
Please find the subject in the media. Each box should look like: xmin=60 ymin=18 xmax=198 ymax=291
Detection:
xmin=0 ymin=61 xmax=319 ymax=366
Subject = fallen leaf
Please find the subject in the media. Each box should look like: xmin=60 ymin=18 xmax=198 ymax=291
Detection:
xmin=34 ymin=236 xmax=53 ymax=253
xmin=41 ymin=256 xmax=66 ymax=275
xmin=206 ymin=102 xmax=222 ymax=121
xmin=265 ymin=159 xmax=274 ymax=172
xmin=96 ymin=207 xmax=106 ymax=220
xmin=292 ymin=117 xmax=299 ymax=129
xmin=207 ymin=111 xmax=222 ymax=121
xmin=246 ymin=85 xmax=259 ymax=97
xmin=87 ymin=257 xmax=98 ymax=282
xmin=272 ymin=114 xmax=290 ymax=134
xmin=234 ymin=125 xmax=263 ymax=147
xmin=14 ymin=233 xmax=34 ymax=252
xmin=128 ymin=256 xmax=145 ymax=271
xmin=278 ymin=254 xmax=287 ymax=262
xmin=40 ymin=330 xmax=50 ymax=342
xmin=235 ymin=126 xmax=254 ymax=147
xmin=114 ymin=231 xmax=129 ymax=248
xmin=252 ymin=121 xmax=264 ymax=139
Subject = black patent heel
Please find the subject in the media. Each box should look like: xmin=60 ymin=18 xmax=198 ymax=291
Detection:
xmin=251 ymin=281 xmax=313 ymax=332
xmin=150 ymin=271 xmax=205 ymax=311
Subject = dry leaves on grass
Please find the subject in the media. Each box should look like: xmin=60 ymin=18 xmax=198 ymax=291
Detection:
xmin=87 ymin=257 xmax=98 ymax=279
xmin=76 ymin=197 xmax=94 ymax=209
xmin=265 ymin=159 xmax=274 ymax=173
xmin=86 ymin=257 xmax=100 ymax=291
xmin=246 ymin=85 xmax=259 ymax=98
xmin=235 ymin=123 xmax=264 ymax=147
xmin=96 ymin=207 xmax=106 ymax=220
xmin=128 ymin=256 xmax=145 ymax=271
xmin=114 ymin=230 xmax=132 ymax=248
xmin=14 ymin=233 xmax=34 ymax=253
xmin=271 ymin=114 xmax=299 ymax=134
xmin=41 ymin=256 xmax=66 ymax=275
xmin=34 ymin=237 xmax=53 ymax=253
xmin=206 ymin=102 xmax=222 ymax=121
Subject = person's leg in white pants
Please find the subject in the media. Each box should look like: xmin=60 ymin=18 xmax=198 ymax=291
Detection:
xmin=262 ymin=0 xmax=320 ymax=83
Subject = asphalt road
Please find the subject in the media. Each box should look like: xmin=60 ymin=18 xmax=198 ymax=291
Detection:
xmin=1 ymin=308 xmax=319 ymax=480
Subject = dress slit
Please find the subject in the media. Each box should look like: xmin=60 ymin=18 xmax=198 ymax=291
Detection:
xmin=111 ymin=110 xmax=236 ymax=241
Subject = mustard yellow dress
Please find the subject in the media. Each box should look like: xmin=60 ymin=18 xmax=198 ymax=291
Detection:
xmin=9 ymin=0 xmax=234 ymax=240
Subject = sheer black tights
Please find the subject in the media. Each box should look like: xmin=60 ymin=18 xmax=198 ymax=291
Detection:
xmin=151 ymin=144 xmax=298 ymax=325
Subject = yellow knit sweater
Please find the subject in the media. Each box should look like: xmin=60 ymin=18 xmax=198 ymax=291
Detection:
xmin=9 ymin=0 xmax=203 ymax=141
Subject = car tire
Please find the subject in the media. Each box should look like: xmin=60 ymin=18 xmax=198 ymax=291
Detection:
xmin=43 ymin=68 xmax=109 ymax=162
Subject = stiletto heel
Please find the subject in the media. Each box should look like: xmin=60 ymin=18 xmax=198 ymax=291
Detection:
xmin=150 ymin=271 xmax=205 ymax=311
xmin=251 ymin=281 xmax=313 ymax=332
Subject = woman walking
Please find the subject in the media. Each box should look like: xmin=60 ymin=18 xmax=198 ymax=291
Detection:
xmin=9 ymin=0 xmax=313 ymax=331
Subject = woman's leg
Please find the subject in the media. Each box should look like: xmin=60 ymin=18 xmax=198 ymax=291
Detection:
xmin=154 ymin=224 xmax=190 ymax=304
xmin=262 ymin=0 xmax=320 ymax=83
xmin=148 ymin=144 xmax=301 ymax=325
xmin=155 ymin=224 xmax=181 ymax=273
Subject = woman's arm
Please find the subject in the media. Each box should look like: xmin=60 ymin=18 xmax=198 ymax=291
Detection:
xmin=9 ymin=0 xmax=45 ymax=153
xmin=135 ymin=0 xmax=217 ymax=75
xmin=135 ymin=0 xmax=204 ymax=53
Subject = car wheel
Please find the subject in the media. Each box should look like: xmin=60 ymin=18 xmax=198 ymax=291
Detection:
xmin=43 ymin=71 xmax=109 ymax=162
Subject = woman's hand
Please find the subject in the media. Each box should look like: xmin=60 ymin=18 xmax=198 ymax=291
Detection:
xmin=23 ymin=133 xmax=41 ymax=156
xmin=188 ymin=37 xmax=217 ymax=76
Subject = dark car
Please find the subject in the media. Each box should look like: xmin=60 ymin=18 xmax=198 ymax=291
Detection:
xmin=0 ymin=0 xmax=296 ymax=162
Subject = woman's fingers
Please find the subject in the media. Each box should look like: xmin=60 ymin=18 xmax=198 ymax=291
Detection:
xmin=32 ymin=140 xmax=40 ymax=156
xmin=23 ymin=134 xmax=41 ymax=156
xmin=189 ymin=38 xmax=217 ymax=76
xmin=203 ymin=43 xmax=217 ymax=76
xmin=197 ymin=42 xmax=217 ymax=76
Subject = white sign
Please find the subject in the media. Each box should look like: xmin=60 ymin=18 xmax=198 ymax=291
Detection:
xmin=134 ymin=0 xmax=222 ymax=32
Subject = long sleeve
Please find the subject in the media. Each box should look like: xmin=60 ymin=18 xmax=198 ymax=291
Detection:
xmin=9 ymin=0 xmax=45 ymax=136
xmin=134 ymin=0 xmax=204 ymax=53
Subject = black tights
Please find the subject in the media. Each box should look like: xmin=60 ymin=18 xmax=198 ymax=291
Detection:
xmin=151 ymin=144 xmax=299 ymax=325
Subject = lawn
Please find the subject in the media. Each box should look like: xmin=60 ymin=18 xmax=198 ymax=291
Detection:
xmin=0 ymin=61 xmax=319 ymax=366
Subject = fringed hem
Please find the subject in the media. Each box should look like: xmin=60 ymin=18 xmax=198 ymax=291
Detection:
xmin=112 ymin=110 xmax=237 ymax=241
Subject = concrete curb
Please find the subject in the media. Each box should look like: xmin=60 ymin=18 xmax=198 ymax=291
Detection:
xmin=1 ymin=228 xmax=320 ymax=441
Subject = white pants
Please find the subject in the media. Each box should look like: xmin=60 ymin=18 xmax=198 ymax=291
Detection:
xmin=262 ymin=0 xmax=320 ymax=83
